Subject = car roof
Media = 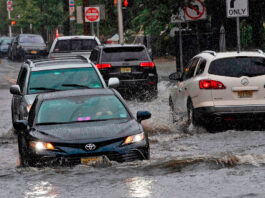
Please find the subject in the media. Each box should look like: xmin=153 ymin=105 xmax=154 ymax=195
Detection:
xmin=99 ymin=44 xmax=146 ymax=49
xmin=38 ymin=89 xmax=115 ymax=101
xmin=25 ymin=56 xmax=93 ymax=71
xmin=56 ymin=35 xmax=98 ymax=40
xmin=197 ymin=50 xmax=265 ymax=61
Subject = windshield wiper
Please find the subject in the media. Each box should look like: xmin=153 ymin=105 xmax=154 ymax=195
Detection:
xmin=61 ymin=84 xmax=91 ymax=89
xmin=30 ymin=87 xmax=59 ymax=91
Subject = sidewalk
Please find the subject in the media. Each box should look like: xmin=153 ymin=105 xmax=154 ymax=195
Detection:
xmin=154 ymin=57 xmax=177 ymax=80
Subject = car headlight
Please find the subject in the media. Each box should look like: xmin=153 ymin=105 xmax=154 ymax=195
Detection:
xmin=123 ymin=132 xmax=145 ymax=145
xmin=27 ymin=105 xmax=32 ymax=112
xmin=30 ymin=141 xmax=56 ymax=151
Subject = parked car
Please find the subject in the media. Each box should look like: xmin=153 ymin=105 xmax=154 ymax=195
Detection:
xmin=48 ymin=35 xmax=101 ymax=59
xmin=10 ymin=56 xmax=119 ymax=127
xmin=169 ymin=50 xmax=265 ymax=131
xmin=10 ymin=34 xmax=47 ymax=61
xmin=0 ymin=37 xmax=13 ymax=57
xmin=90 ymin=44 xmax=158 ymax=98
xmin=14 ymin=88 xmax=151 ymax=166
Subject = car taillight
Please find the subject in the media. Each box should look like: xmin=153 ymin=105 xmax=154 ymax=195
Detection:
xmin=199 ymin=80 xmax=226 ymax=89
xmin=140 ymin=62 xmax=155 ymax=68
xmin=96 ymin=64 xmax=112 ymax=69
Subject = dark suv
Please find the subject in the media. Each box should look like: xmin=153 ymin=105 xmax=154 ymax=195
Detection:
xmin=90 ymin=44 xmax=158 ymax=98
xmin=10 ymin=34 xmax=47 ymax=61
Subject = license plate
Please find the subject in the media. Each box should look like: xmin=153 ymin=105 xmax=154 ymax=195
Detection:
xmin=81 ymin=156 xmax=104 ymax=165
xmin=238 ymin=90 xmax=253 ymax=98
xmin=31 ymin=50 xmax=37 ymax=54
xmin=120 ymin=67 xmax=131 ymax=73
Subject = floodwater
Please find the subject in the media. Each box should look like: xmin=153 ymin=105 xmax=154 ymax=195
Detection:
xmin=1 ymin=60 xmax=265 ymax=197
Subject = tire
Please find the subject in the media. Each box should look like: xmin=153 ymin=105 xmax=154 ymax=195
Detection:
xmin=187 ymin=100 xmax=200 ymax=126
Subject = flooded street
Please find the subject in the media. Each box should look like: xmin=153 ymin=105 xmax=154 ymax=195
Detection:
xmin=1 ymin=59 xmax=265 ymax=197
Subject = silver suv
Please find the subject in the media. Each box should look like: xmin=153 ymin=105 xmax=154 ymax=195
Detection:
xmin=169 ymin=50 xmax=265 ymax=131
xmin=10 ymin=56 xmax=119 ymax=127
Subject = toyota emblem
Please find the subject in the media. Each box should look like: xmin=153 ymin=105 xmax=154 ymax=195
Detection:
xmin=241 ymin=78 xmax=249 ymax=86
xmin=85 ymin=143 xmax=96 ymax=151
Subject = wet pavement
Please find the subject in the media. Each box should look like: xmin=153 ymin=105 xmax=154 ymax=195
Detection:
xmin=1 ymin=57 xmax=265 ymax=198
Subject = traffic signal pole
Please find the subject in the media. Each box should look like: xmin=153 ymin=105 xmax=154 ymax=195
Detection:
xmin=117 ymin=0 xmax=124 ymax=44
xmin=8 ymin=10 xmax=12 ymax=37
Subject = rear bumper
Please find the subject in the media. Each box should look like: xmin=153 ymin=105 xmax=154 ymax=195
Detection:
xmin=195 ymin=105 xmax=265 ymax=123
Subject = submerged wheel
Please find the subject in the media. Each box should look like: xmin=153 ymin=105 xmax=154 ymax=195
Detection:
xmin=187 ymin=100 xmax=200 ymax=126
xmin=169 ymin=98 xmax=177 ymax=123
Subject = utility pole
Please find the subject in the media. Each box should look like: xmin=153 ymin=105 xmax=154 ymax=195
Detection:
xmin=117 ymin=0 xmax=124 ymax=44
xmin=83 ymin=0 xmax=90 ymax=35
xmin=63 ymin=0 xmax=70 ymax=36
xmin=8 ymin=10 xmax=12 ymax=37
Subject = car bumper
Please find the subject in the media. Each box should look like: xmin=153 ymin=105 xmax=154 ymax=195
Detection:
xmin=29 ymin=141 xmax=149 ymax=166
xmin=195 ymin=105 xmax=265 ymax=123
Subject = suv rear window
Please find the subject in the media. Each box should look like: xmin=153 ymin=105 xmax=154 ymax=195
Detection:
xmin=102 ymin=47 xmax=149 ymax=62
xmin=54 ymin=39 xmax=98 ymax=52
xmin=19 ymin=35 xmax=44 ymax=44
xmin=209 ymin=57 xmax=265 ymax=77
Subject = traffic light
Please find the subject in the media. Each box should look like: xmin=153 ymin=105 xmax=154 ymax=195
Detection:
xmin=11 ymin=20 xmax=16 ymax=26
xmin=124 ymin=0 xmax=128 ymax=7
xmin=114 ymin=0 xmax=117 ymax=6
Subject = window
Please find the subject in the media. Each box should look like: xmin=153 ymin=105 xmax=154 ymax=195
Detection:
xmin=209 ymin=57 xmax=265 ymax=77
xmin=196 ymin=59 xmax=207 ymax=76
xmin=54 ymin=39 xmax=98 ymax=52
xmin=17 ymin=67 xmax=28 ymax=93
xmin=182 ymin=58 xmax=200 ymax=80
xmin=37 ymin=95 xmax=129 ymax=124
xmin=90 ymin=49 xmax=99 ymax=63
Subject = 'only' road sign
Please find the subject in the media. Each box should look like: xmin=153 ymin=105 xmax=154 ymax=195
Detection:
xmin=226 ymin=0 xmax=249 ymax=18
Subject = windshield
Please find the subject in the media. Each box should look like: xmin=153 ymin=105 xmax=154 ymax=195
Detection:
xmin=1 ymin=39 xmax=12 ymax=45
xmin=19 ymin=35 xmax=44 ymax=44
xmin=208 ymin=57 xmax=265 ymax=77
xmin=37 ymin=95 xmax=129 ymax=124
xmin=102 ymin=47 xmax=149 ymax=62
xmin=28 ymin=67 xmax=102 ymax=94
xmin=54 ymin=39 xmax=98 ymax=52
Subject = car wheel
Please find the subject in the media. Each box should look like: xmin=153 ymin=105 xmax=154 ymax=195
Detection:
xmin=169 ymin=98 xmax=177 ymax=123
xmin=187 ymin=100 xmax=200 ymax=126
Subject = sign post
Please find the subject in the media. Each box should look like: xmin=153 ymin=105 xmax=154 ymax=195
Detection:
xmin=226 ymin=0 xmax=249 ymax=52
xmin=6 ymin=0 xmax=13 ymax=37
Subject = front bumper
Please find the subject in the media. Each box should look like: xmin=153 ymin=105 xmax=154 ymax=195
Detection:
xmin=195 ymin=105 xmax=265 ymax=123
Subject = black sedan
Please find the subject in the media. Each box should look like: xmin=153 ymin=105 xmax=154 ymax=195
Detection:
xmin=14 ymin=89 xmax=151 ymax=166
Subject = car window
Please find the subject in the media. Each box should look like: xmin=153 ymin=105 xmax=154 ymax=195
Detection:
xmin=90 ymin=49 xmax=99 ymax=63
xmin=28 ymin=67 xmax=102 ymax=94
xmin=17 ymin=67 xmax=28 ymax=93
xmin=54 ymin=39 xmax=98 ymax=52
xmin=19 ymin=35 xmax=44 ymax=44
xmin=208 ymin=57 xmax=265 ymax=77
xmin=37 ymin=95 xmax=129 ymax=124
xmin=101 ymin=47 xmax=149 ymax=62
xmin=182 ymin=58 xmax=200 ymax=80
xmin=195 ymin=59 xmax=207 ymax=76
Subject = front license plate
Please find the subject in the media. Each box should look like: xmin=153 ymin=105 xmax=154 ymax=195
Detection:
xmin=31 ymin=50 xmax=37 ymax=54
xmin=81 ymin=156 xmax=104 ymax=165
xmin=238 ymin=90 xmax=253 ymax=98
xmin=120 ymin=67 xmax=131 ymax=73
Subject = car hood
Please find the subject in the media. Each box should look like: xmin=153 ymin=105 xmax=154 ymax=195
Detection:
xmin=24 ymin=94 xmax=37 ymax=105
xmin=30 ymin=119 xmax=141 ymax=143
xmin=0 ymin=45 xmax=9 ymax=50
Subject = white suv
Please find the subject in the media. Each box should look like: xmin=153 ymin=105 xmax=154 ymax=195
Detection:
xmin=48 ymin=36 xmax=101 ymax=59
xmin=169 ymin=50 xmax=265 ymax=131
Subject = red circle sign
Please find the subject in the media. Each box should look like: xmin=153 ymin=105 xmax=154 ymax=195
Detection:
xmin=184 ymin=0 xmax=205 ymax=20
xmin=85 ymin=7 xmax=100 ymax=22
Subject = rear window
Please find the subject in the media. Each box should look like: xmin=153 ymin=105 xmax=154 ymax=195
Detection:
xmin=54 ymin=39 xmax=98 ymax=52
xmin=19 ymin=35 xmax=44 ymax=44
xmin=208 ymin=57 xmax=265 ymax=77
xmin=102 ymin=47 xmax=149 ymax=62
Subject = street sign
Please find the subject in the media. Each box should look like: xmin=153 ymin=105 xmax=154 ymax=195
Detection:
xmin=85 ymin=7 xmax=100 ymax=22
xmin=226 ymin=0 xmax=249 ymax=18
xmin=6 ymin=0 xmax=13 ymax=11
xmin=69 ymin=0 xmax=75 ymax=21
xmin=76 ymin=6 xmax=83 ymax=24
xmin=171 ymin=8 xmax=185 ymax=23
xmin=184 ymin=0 xmax=206 ymax=21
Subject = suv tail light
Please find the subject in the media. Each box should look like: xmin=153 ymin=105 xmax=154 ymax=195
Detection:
xmin=199 ymin=80 xmax=226 ymax=89
xmin=140 ymin=62 xmax=155 ymax=68
xmin=96 ymin=64 xmax=112 ymax=69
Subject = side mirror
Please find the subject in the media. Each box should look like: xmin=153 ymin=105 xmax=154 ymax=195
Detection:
xmin=14 ymin=120 xmax=28 ymax=131
xmin=137 ymin=111 xmax=151 ymax=123
xmin=169 ymin=72 xmax=182 ymax=81
xmin=10 ymin=85 xmax=21 ymax=95
xmin=108 ymin=77 xmax=120 ymax=88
